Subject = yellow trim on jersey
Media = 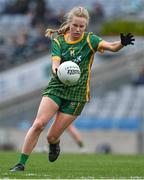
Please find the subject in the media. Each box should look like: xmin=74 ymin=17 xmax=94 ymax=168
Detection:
xmin=52 ymin=56 xmax=61 ymax=61
xmin=64 ymin=32 xmax=84 ymax=44
xmin=86 ymin=54 xmax=94 ymax=101
xmin=54 ymin=38 xmax=60 ymax=47
xmin=73 ymin=102 xmax=80 ymax=116
xmin=87 ymin=33 xmax=95 ymax=53
xmin=97 ymin=40 xmax=105 ymax=53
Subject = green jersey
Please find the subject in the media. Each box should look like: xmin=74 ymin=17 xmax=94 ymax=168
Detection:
xmin=43 ymin=32 xmax=103 ymax=102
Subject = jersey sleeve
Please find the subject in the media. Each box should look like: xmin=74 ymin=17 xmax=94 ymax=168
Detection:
xmin=89 ymin=33 xmax=104 ymax=53
xmin=51 ymin=38 xmax=61 ymax=61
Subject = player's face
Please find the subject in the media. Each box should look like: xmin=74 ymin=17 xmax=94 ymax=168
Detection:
xmin=69 ymin=16 xmax=87 ymax=41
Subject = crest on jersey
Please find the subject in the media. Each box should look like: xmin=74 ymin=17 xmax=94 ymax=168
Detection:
xmin=69 ymin=48 xmax=75 ymax=56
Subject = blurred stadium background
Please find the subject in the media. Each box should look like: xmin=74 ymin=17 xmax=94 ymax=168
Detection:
xmin=0 ymin=0 xmax=144 ymax=154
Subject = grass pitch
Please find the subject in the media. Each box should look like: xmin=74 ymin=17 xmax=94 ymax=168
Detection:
xmin=0 ymin=151 xmax=144 ymax=179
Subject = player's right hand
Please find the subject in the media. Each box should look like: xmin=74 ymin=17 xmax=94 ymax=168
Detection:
xmin=52 ymin=66 xmax=58 ymax=76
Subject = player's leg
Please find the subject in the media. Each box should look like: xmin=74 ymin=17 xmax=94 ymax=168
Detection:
xmin=47 ymin=112 xmax=76 ymax=162
xmin=21 ymin=96 xmax=59 ymax=154
xmin=10 ymin=96 xmax=59 ymax=171
xmin=47 ymin=99 xmax=86 ymax=162
xmin=67 ymin=124 xmax=84 ymax=148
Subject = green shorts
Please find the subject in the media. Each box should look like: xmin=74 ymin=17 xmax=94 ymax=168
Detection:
xmin=46 ymin=94 xmax=85 ymax=116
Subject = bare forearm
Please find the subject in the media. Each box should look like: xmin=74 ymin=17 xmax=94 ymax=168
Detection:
xmin=101 ymin=40 xmax=124 ymax=52
xmin=106 ymin=33 xmax=135 ymax=52
xmin=110 ymin=41 xmax=124 ymax=52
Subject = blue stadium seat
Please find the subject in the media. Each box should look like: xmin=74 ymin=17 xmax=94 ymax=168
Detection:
xmin=114 ymin=118 xmax=140 ymax=130
xmin=74 ymin=116 xmax=140 ymax=131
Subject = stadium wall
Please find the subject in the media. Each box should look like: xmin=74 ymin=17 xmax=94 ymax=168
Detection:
xmin=0 ymin=128 xmax=141 ymax=154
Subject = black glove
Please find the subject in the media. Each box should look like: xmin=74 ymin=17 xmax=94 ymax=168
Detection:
xmin=120 ymin=33 xmax=135 ymax=46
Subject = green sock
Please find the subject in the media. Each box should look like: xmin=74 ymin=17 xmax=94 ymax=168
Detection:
xmin=78 ymin=141 xmax=84 ymax=148
xmin=19 ymin=153 xmax=29 ymax=165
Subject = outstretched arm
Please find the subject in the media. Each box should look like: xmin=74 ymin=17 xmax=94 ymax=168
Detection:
xmin=99 ymin=33 xmax=135 ymax=52
xmin=101 ymin=41 xmax=123 ymax=52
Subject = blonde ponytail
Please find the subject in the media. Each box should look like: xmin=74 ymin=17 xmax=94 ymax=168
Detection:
xmin=45 ymin=6 xmax=89 ymax=38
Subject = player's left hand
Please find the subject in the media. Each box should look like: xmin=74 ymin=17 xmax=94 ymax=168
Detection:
xmin=120 ymin=33 xmax=135 ymax=46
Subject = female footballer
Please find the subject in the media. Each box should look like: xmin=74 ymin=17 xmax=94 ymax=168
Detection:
xmin=10 ymin=6 xmax=135 ymax=171
xmin=67 ymin=124 xmax=85 ymax=150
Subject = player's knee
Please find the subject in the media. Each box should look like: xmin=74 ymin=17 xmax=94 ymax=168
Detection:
xmin=32 ymin=121 xmax=45 ymax=133
xmin=47 ymin=134 xmax=58 ymax=144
